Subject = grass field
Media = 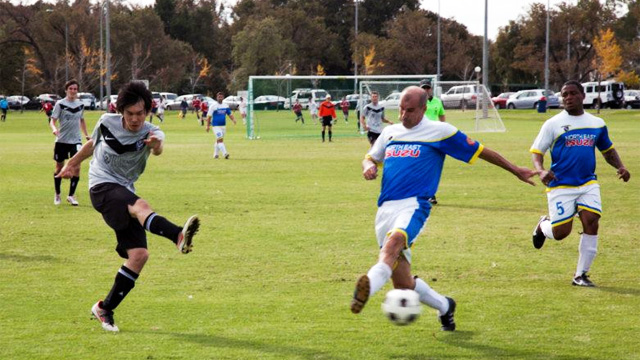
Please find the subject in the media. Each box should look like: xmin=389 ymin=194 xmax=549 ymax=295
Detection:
xmin=1 ymin=108 xmax=639 ymax=359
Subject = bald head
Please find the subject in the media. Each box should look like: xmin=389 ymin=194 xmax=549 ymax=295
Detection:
xmin=399 ymin=86 xmax=427 ymax=129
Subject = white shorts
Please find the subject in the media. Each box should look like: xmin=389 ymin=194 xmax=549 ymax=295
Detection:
xmin=547 ymin=183 xmax=602 ymax=227
xmin=310 ymin=110 xmax=318 ymax=116
xmin=375 ymin=197 xmax=431 ymax=264
xmin=213 ymin=126 xmax=226 ymax=140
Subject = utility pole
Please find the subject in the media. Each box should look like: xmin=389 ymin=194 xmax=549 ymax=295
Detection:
xmin=437 ymin=0 xmax=441 ymax=84
xmin=105 ymin=0 xmax=112 ymax=108
xmin=482 ymin=0 xmax=489 ymax=117
xmin=99 ymin=3 xmax=104 ymax=108
xmin=354 ymin=0 xmax=359 ymax=94
xmin=544 ymin=0 xmax=550 ymax=91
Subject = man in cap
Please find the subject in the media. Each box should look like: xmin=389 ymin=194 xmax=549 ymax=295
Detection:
xmin=420 ymin=79 xmax=446 ymax=122
xmin=318 ymin=94 xmax=337 ymax=142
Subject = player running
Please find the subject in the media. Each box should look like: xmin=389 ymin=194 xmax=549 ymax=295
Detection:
xmin=206 ymin=92 xmax=236 ymax=159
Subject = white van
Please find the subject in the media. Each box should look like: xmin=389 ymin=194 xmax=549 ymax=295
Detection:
xmin=581 ymin=81 xmax=624 ymax=109
xmin=284 ymin=88 xmax=328 ymax=109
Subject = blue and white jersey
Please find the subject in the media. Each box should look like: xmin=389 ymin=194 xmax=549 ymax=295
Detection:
xmin=208 ymin=101 xmax=232 ymax=126
xmin=367 ymin=117 xmax=483 ymax=206
xmin=530 ymin=110 xmax=613 ymax=189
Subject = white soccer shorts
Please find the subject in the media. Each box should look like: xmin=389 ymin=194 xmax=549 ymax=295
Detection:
xmin=375 ymin=197 xmax=431 ymax=264
xmin=547 ymin=183 xmax=602 ymax=227
xmin=213 ymin=126 xmax=226 ymax=140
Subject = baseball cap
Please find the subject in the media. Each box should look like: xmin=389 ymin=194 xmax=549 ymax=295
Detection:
xmin=419 ymin=79 xmax=432 ymax=89
xmin=325 ymin=94 xmax=331 ymax=99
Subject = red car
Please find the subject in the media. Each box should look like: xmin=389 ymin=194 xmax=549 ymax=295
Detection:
xmin=491 ymin=92 xmax=515 ymax=109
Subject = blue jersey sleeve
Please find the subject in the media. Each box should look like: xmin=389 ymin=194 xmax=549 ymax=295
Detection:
xmin=226 ymin=108 xmax=232 ymax=116
xmin=437 ymin=131 xmax=483 ymax=164
xmin=596 ymin=126 xmax=614 ymax=152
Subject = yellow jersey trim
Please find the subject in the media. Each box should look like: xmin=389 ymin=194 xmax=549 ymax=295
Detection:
xmin=552 ymin=217 xmax=574 ymax=227
xmin=530 ymin=148 xmax=544 ymax=155
xmin=468 ymin=144 xmax=484 ymax=165
xmin=600 ymin=144 xmax=615 ymax=154
xmin=545 ymin=180 xmax=598 ymax=192
xmin=577 ymin=205 xmax=602 ymax=216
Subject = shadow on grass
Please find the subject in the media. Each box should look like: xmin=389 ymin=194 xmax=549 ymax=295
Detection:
xmin=0 ymin=253 xmax=58 ymax=262
xmin=434 ymin=203 xmax=534 ymax=214
xmin=596 ymin=286 xmax=640 ymax=296
xmin=139 ymin=330 xmax=341 ymax=360
xmin=418 ymin=330 xmax=598 ymax=360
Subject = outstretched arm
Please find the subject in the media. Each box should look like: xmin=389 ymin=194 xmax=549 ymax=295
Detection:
xmin=602 ymin=148 xmax=630 ymax=182
xmin=144 ymin=131 xmax=163 ymax=156
xmin=362 ymin=158 xmax=378 ymax=180
xmin=531 ymin=152 xmax=556 ymax=186
xmin=478 ymin=147 xmax=538 ymax=185
xmin=57 ymin=140 xmax=95 ymax=178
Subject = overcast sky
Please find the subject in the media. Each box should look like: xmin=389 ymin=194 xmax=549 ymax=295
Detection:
xmin=18 ymin=0 xmax=628 ymax=40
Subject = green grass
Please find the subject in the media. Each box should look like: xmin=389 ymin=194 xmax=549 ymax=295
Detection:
xmin=0 ymin=108 xmax=638 ymax=359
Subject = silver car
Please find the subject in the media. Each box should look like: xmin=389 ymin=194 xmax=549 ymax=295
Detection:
xmin=506 ymin=89 xmax=559 ymax=109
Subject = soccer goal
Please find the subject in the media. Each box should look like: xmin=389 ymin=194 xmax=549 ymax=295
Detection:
xmin=246 ymin=75 xmax=435 ymax=139
xmin=360 ymin=80 xmax=505 ymax=133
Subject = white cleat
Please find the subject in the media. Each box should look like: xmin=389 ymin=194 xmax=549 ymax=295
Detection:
xmin=177 ymin=215 xmax=200 ymax=254
xmin=67 ymin=195 xmax=79 ymax=206
xmin=91 ymin=301 xmax=119 ymax=332
xmin=54 ymin=194 xmax=61 ymax=205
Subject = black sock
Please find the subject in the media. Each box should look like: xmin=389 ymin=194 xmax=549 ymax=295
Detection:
xmin=329 ymin=131 xmax=332 ymax=141
xmin=143 ymin=212 xmax=182 ymax=243
xmin=102 ymin=265 xmax=138 ymax=311
xmin=322 ymin=131 xmax=325 ymax=141
xmin=54 ymin=173 xmax=61 ymax=195
xmin=69 ymin=176 xmax=79 ymax=196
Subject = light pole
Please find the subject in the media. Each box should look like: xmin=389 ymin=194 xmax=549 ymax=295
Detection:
xmin=544 ymin=0 xmax=550 ymax=91
xmin=99 ymin=2 xmax=104 ymax=108
xmin=437 ymin=0 xmax=441 ymax=84
xmin=482 ymin=0 xmax=489 ymax=118
xmin=105 ymin=0 xmax=112 ymax=109
xmin=354 ymin=0 xmax=359 ymax=94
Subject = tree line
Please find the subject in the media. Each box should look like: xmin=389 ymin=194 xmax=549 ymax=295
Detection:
xmin=0 ymin=0 xmax=637 ymax=97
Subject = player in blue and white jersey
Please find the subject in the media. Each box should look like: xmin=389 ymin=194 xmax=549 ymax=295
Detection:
xmin=206 ymin=92 xmax=236 ymax=159
xmin=49 ymin=79 xmax=89 ymax=206
xmin=350 ymin=86 xmax=538 ymax=331
xmin=58 ymin=82 xmax=200 ymax=332
xmin=531 ymin=80 xmax=630 ymax=287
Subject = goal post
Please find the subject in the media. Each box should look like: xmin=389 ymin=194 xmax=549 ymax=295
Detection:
xmin=246 ymin=75 xmax=436 ymax=139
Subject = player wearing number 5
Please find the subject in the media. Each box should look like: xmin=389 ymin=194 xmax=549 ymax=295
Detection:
xmin=530 ymin=80 xmax=630 ymax=287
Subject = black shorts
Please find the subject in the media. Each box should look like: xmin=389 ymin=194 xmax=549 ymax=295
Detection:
xmin=90 ymin=183 xmax=145 ymax=259
xmin=151 ymin=108 xmax=158 ymax=114
xmin=294 ymin=111 xmax=302 ymax=117
xmin=54 ymin=142 xmax=81 ymax=162
xmin=1 ymin=109 xmax=6 ymax=115
xmin=367 ymin=131 xmax=381 ymax=145
xmin=322 ymin=116 xmax=333 ymax=126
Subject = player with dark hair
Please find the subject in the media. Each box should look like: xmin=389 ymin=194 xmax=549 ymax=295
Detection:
xmin=531 ymin=80 xmax=630 ymax=287
xmin=351 ymin=86 xmax=538 ymax=331
xmin=206 ymin=91 xmax=236 ymax=159
xmin=57 ymin=81 xmax=200 ymax=332
xmin=49 ymin=79 xmax=89 ymax=206
xmin=360 ymin=91 xmax=393 ymax=146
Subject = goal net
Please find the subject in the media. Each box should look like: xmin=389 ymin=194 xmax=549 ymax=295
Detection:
xmin=360 ymin=80 xmax=505 ymax=133
xmin=246 ymin=75 xmax=435 ymax=139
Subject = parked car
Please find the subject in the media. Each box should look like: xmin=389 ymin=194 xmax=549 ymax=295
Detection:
xmin=491 ymin=92 xmax=515 ymax=109
xmin=98 ymin=95 xmax=118 ymax=110
xmin=581 ymin=81 xmax=624 ymax=109
xmin=159 ymin=92 xmax=178 ymax=107
xmin=37 ymin=94 xmax=62 ymax=104
xmin=7 ymin=95 xmax=30 ymax=109
xmin=555 ymin=92 xmax=564 ymax=108
xmin=623 ymin=89 xmax=640 ymax=109
xmin=440 ymin=85 xmax=480 ymax=109
xmin=344 ymin=94 xmax=371 ymax=110
xmin=379 ymin=92 xmax=401 ymax=109
xmin=171 ymin=94 xmax=204 ymax=110
xmin=506 ymin=89 xmax=559 ymax=109
xmin=222 ymin=95 xmax=241 ymax=110
xmin=21 ymin=97 xmax=44 ymax=110
xmin=254 ymin=95 xmax=285 ymax=110
xmin=284 ymin=88 xmax=328 ymax=109
xmin=78 ymin=92 xmax=96 ymax=110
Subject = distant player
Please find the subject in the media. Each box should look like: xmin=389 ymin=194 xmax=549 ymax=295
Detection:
xmin=292 ymin=100 xmax=304 ymax=124
xmin=148 ymin=97 xmax=158 ymax=123
xmin=192 ymin=96 xmax=202 ymax=123
xmin=206 ymin=92 xmax=237 ymax=159
xmin=420 ymin=79 xmax=446 ymax=122
xmin=180 ymin=98 xmax=188 ymax=119
xmin=0 ymin=97 xmax=7 ymax=122
xmin=239 ymin=97 xmax=247 ymax=125
xmin=360 ymin=91 xmax=392 ymax=146
xmin=530 ymin=80 xmax=630 ymax=287
xmin=49 ymin=79 xmax=89 ymax=206
xmin=318 ymin=94 xmax=336 ymax=142
xmin=340 ymin=97 xmax=350 ymax=123
xmin=201 ymin=99 xmax=209 ymax=123
xmin=42 ymin=101 xmax=54 ymax=122
xmin=351 ymin=86 xmax=538 ymax=331
xmin=57 ymin=81 xmax=200 ymax=332
xmin=309 ymin=98 xmax=319 ymax=125
xmin=155 ymin=95 xmax=166 ymax=123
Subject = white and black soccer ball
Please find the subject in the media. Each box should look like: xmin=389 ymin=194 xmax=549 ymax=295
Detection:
xmin=381 ymin=289 xmax=422 ymax=326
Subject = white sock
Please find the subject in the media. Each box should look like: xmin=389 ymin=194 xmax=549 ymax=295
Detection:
xmin=413 ymin=277 xmax=449 ymax=315
xmin=540 ymin=219 xmax=555 ymax=240
xmin=213 ymin=144 xmax=219 ymax=157
xmin=219 ymin=143 xmax=228 ymax=155
xmin=576 ymin=234 xmax=598 ymax=277
xmin=366 ymin=262 xmax=392 ymax=297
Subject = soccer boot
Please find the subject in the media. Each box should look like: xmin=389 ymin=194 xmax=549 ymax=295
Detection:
xmin=67 ymin=195 xmax=79 ymax=206
xmin=54 ymin=194 xmax=61 ymax=205
xmin=177 ymin=215 xmax=200 ymax=254
xmin=439 ymin=297 xmax=457 ymax=331
xmin=91 ymin=301 xmax=119 ymax=332
xmin=532 ymin=215 xmax=549 ymax=249
xmin=224 ymin=154 xmax=230 ymax=159
xmin=572 ymin=272 xmax=595 ymax=287
xmin=428 ymin=196 xmax=438 ymax=205
xmin=350 ymin=274 xmax=370 ymax=314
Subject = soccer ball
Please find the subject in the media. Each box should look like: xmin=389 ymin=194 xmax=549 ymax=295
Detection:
xmin=381 ymin=289 xmax=422 ymax=325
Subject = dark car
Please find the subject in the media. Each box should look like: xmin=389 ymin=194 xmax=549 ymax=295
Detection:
xmin=491 ymin=92 xmax=515 ymax=109
xmin=22 ymin=98 xmax=44 ymax=110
